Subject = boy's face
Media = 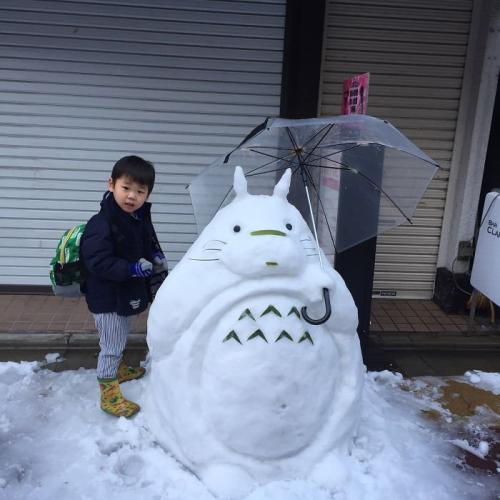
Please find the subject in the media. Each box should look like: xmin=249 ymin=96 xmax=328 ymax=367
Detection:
xmin=108 ymin=175 xmax=149 ymax=214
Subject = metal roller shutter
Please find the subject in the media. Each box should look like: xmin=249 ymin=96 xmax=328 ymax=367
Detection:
xmin=319 ymin=0 xmax=472 ymax=299
xmin=0 ymin=0 xmax=286 ymax=285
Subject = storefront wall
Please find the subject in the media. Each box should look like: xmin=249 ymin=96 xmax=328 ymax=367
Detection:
xmin=319 ymin=0 xmax=473 ymax=299
xmin=438 ymin=0 xmax=500 ymax=275
xmin=0 ymin=0 xmax=286 ymax=286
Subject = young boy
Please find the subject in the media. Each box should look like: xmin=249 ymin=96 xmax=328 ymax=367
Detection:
xmin=80 ymin=155 xmax=168 ymax=418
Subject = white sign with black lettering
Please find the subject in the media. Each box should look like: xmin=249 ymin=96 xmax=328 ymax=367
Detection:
xmin=471 ymin=190 xmax=500 ymax=306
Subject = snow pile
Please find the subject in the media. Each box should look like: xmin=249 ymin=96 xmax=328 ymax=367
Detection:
xmin=145 ymin=168 xmax=364 ymax=497
xmin=465 ymin=369 xmax=500 ymax=394
xmin=1 ymin=361 xmax=498 ymax=500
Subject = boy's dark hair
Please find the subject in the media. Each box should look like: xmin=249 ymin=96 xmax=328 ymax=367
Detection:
xmin=111 ymin=155 xmax=155 ymax=193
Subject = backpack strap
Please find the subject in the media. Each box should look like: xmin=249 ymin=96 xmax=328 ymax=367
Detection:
xmin=59 ymin=226 xmax=80 ymax=264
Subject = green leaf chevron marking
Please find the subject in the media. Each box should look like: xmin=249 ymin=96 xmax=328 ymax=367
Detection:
xmin=260 ymin=305 xmax=282 ymax=317
xmin=238 ymin=308 xmax=256 ymax=321
xmin=275 ymin=330 xmax=294 ymax=342
xmin=287 ymin=306 xmax=300 ymax=318
xmin=223 ymin=331 xmax=242 ymax=344
xmin=247 ymin=329 xmax=268 ymax=343
xmin=298 ymin=331 xmax=314 ymax=345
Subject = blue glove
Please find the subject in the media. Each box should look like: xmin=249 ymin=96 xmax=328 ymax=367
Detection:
xmin=152 ymin=251 xmax=168 ymax=272
xmin=129 ymin=258 xmax=153 ymax=278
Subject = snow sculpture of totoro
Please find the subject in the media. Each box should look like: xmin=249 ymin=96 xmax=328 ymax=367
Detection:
xmin=145 ymin=167 xmax=365 ymax=498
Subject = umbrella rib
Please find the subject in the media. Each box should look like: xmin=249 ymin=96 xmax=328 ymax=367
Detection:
xmin=306 ymin=143 xmax=367 ymax=163
xmin=286 ymin=127 xmax=300 ymax=157
xmin=246 ymin=146 xmax=422 ymax=223
xmin=214 ymin=185 xmax=235 ymax=213
xmin=307 ymin=142 xmax=439 ymax=170
xmin=223 ymin=117 xmax=269 ymax=163
xmin=245 ymin=165 xmax=295 ymax=177
xmin=301 ymin=124 xmax=334 ymax=149
xmin=242 ymin=145 xmax=297 ymax=151
xmin=254 ymin=147 xmax=400 ymax=221
xmin=245 ymin=142 xmax=359 ymax=173
xmin=302 ymin=166 xmax=337 ymax=254
xmin=285 ymin=127 xmax=309 ymax=175
xmin=243 ymin=142 xmax=374 ymax=157
xmin=289 ymin=135 xmax=413 ymax=224
xmin=314 ymin=162 xmax=412 ymax=224
xmin=245 ymin=158 xmax=346 ymax=177
xmin=284 ymin=124 xmax=335 ymax=155
xmin=302 ymin=124 xmax=335 ymax=164
xmin=353 ymin=171 xmax=412 ymax=224
xmin=247 ymin=147 xmax=297 ymax=165
xmin=213 ymin=153 xmax=297 ymax=213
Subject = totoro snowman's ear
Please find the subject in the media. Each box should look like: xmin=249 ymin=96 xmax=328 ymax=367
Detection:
xmin=273 ymin=168 xmax=292 ymax=199
xmin=233 ymin=166 xmax=248 ymax=198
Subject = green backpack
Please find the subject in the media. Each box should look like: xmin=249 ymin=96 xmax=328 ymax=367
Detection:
xmin=49 ymin=224 xmax=86 ymax=297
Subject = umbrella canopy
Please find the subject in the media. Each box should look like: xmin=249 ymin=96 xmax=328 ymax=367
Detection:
xmin=188 ymin=114 xmax=439 ymax=254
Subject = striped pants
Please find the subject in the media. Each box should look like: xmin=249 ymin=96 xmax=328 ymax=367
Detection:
xmin=94 ymin=312 xmax=131 ymax=379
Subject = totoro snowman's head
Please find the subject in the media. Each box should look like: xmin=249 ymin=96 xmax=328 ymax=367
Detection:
xmin=189 ymin=167 xmax=319 ymax=278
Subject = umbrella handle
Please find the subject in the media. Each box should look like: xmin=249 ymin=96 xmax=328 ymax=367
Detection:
xmin=301 ymin=288 xmax=332 ymax=325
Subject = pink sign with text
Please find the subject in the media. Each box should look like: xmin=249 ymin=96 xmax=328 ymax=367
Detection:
xmin=342 ymin=73 xmax=370 ymax=115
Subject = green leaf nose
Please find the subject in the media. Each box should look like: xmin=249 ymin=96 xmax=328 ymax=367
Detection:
xmin=250 ymin=229 xmax=286 ymax=237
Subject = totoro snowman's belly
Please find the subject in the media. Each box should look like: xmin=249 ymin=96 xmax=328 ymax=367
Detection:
xmin=199 ymin=293 xmax=338 ymax=460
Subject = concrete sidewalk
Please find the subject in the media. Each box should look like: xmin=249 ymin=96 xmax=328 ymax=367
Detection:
xmin=1 ymin=294 xmax=499 ymax=377
xmin=0 ymin=294 xmax=148 ymax=369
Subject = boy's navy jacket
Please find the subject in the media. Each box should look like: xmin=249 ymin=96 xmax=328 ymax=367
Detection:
xmin=81 ymin=191 xmax=159 ymax=316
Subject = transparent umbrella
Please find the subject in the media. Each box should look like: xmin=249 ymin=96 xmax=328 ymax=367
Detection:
xmin=188 ymin=114 xmax=439 ymax=324
xmin=188 ymin=114 xmax=439 ymax=255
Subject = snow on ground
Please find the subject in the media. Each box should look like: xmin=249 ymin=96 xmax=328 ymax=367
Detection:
xmin=0 ymin=358 xmax=498 ymax=500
